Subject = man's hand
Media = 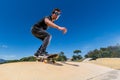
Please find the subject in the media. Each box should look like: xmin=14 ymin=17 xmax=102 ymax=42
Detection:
xmin=58 ymin=27 xmax=67 ymax=34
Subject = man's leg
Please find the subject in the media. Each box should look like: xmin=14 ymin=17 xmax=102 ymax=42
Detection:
xmin=34 ymin=45 xmax=42 ymax=57
xmin=32 ymin=29 xmax=51 ymax=56
xmin=38 ymin=32 xmax=51 ymax=56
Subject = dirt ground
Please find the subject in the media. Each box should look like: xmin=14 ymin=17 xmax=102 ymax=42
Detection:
xmin=88 ymin=58 xmax=120 ymax=70
xmin=0 ymin=61 xmax=115 ymax=80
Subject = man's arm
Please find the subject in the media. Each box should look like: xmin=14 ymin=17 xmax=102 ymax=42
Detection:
xmin=45 ymin=18 xmax=60 ymax=29
xmin=45 ymin=18 xmax=67 ymax=34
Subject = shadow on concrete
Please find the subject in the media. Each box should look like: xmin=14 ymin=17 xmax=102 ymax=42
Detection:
xmin=61 ymin=62 xmax=79 ymax=67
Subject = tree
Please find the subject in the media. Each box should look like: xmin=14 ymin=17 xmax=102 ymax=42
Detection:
xmin=56 ymin=52 xmax=67 ymax=61
xmin=20 ymin=56 xmax=36 ymax=61
xmin=73 ymin=50 xmax=81 ymax=55
xmin=72 ymin=50 xmax=82 ymax=61
xmin=84 ymin=44 xmax=120 ymax=59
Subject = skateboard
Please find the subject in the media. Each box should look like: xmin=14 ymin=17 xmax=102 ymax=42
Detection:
xmin=35 ymin=54 xmax=58 ymax=64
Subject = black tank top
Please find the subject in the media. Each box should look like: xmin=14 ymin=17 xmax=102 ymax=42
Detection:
xmin=34 ymin=16 xmax=53 ymax=30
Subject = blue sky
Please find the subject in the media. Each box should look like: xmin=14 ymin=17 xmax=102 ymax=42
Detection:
xmin=0 ymin=0 xmax=120 ymax=60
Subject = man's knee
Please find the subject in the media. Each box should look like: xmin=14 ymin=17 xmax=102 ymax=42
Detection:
xmin=47 ymin=34 xmax=52 ymax=40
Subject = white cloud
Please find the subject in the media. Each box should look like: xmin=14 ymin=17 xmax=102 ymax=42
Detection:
xmin=0 ymin=45 xmax=8 ymax=48
xmin=0 ymin=55 xmax=17 ymax=60
xmin=0 ymin=43 xmax=8 ymax=48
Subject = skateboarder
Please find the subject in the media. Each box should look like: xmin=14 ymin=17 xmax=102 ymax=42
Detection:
xmin=31 ymin=8 xmax=67 ymax=57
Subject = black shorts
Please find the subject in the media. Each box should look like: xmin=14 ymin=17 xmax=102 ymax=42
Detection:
xmin=31 ymin=26 xmax=51 ymax=41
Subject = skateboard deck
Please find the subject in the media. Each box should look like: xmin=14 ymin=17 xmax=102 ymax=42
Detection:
xmin=35 ymin=54 xmax=58 ymax=64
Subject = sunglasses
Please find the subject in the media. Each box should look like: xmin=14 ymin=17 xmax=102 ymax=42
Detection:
xmin=53 ymin=11 xmax=61 ymax=16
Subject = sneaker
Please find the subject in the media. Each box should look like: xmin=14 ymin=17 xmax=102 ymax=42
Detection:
xmin=38 ymin=52 xmax=49 ymax=58
xmin=34 ymin=52 xmax=39 ymax=57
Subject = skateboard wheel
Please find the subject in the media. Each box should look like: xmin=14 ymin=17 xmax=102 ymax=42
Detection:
xmin=43 ymin=60 xmax=48 ymax=63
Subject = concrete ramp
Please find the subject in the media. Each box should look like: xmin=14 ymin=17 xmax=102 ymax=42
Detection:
xmin=0 ymin=62 xmax=119 ymax=80
xmin=89 ymin=70 xmax=120 ymax=80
